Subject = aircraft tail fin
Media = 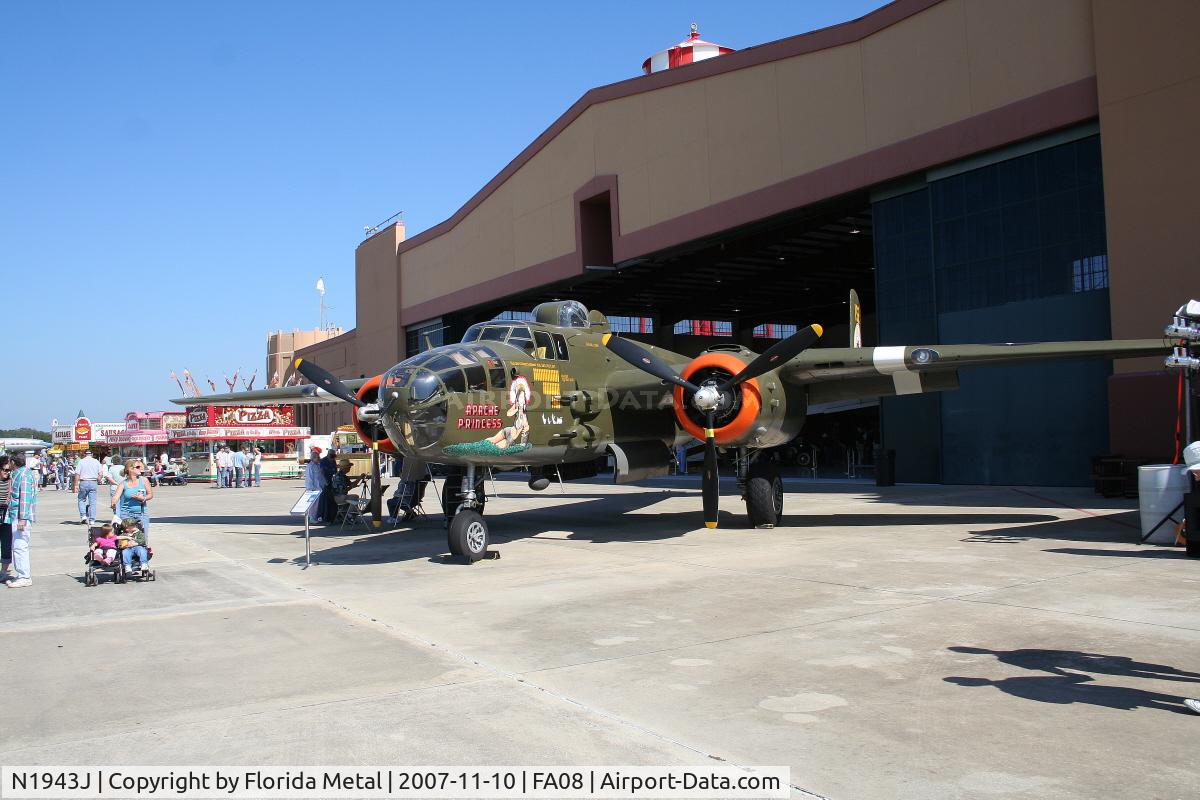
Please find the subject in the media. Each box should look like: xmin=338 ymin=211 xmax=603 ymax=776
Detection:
xmin=849 ymin=289 xmax=863 ymax=348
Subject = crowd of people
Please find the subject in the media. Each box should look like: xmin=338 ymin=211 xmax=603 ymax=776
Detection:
xmin=211 ymin=445 xmax=263 ymax=488
xmin=17 ymin=451 xmax=181 ymax=494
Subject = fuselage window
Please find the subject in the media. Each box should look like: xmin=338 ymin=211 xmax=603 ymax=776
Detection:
xmin=441 ymin=369 xmax=466 ymax=394
xmin=534 ymin=330 xmax=555 ymax=360
xmin=553 ymin=333 xmax=569 ymax=360
xmin=424 ymin=354 xmax=456 ymax=372
xmin=464 ymin=365 xmax=487 ymax=391
xmin=469 ymin=346 xmax=508 ymax=388
xmin=447 ymin=349 xmax=475 ymax=367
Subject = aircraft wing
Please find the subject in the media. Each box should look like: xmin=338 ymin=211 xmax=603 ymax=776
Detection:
xmin=169 ymin=380 xmax=368 ymax=407
xmin=779 ymin=338 xmax=1166 ymax=404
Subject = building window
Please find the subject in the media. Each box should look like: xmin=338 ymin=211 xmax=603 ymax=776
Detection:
xmin=138 ymin=418 xmax=162 ymax=430
xmin=752 ymin=323 xmax=797 ymax=339
xmin=493 ymin=310 xmax=534 ymax=322
xmin=674 ymin=320 xmax=732 ymax=336
xmin=608 ymin=316 xmax=654 ymax=334
xmin=405 ymin=320 xmax=445 ymax=357
xmin=1072 ymin=255 xmax=1108 ymax=292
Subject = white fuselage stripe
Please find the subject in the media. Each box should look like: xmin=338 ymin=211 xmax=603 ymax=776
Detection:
xmin=873 ymin=346 xmax=922 ymax=395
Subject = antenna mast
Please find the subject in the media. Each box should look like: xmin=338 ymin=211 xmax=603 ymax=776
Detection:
xmin=316 ymin=276 xmax=327 ymax=330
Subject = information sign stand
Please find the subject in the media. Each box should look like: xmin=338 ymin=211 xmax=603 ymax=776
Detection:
xmin=290 ymin=489 xmax=323 ymax=567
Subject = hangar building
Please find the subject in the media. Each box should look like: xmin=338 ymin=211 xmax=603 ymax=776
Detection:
xmin=297 ymin=0 xmax=1198 ymax=486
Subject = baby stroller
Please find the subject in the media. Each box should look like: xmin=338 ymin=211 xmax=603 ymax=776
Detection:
xmin=83 ymin=523 xmax=155 ymax=586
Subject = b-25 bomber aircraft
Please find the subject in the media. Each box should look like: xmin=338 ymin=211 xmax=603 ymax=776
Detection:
xmin=179 ymin=298 xmax=1166 ymax=562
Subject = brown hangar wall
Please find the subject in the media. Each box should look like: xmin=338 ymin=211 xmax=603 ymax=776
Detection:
xmin=1093 ymin=0 xmax=1200 ymax=363
xmin=378 ymin=0 xmax=1102 ymax=350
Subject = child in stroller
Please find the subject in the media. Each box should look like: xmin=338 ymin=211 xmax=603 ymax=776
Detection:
xmin=89 ymin=524 xmax=119 ymax=565
xmin=116 ymin=518 xmax=155 ymax=581
xmin=82 ymin=519 xmax=155 ymax=586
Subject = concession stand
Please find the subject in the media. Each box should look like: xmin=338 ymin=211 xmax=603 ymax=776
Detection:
xmin=53 ymin=417 xmax=125 ymax=458
xmin=104 ymin=411 xmax=183 ymax=463
xmin=171 ymin=405 xmax=307 ymax=482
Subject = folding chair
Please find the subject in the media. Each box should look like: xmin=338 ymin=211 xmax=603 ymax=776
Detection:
xmin=339 ymin=494 xmax=372 ymax=532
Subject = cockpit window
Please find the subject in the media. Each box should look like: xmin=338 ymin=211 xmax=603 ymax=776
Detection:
xmin=534 ymin=330 xmax=555 ymax=359
xmin=479 ymin=326 xmax=511 ymax=342
xmin=553 ymin=333 xmax=569 ymax=360
xmin=507 ymin=325 xmax=535 ymax=354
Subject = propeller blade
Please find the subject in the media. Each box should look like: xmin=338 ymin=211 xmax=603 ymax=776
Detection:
xmin=702 ymin=411 xmax=719 ymax=529
xmin=369 ymin=441 xmax=382 ymax=528
xmin=721 ymin=324 xmax=824 ymax=389
xmin=293 ymin=358 xmax=366 ymax=407
xmin=604 ymin=334 xmax=702 ymax=394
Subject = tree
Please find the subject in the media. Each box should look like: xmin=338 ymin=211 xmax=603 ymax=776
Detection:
xmin=0 ymin=427 xmax=52 ymax=440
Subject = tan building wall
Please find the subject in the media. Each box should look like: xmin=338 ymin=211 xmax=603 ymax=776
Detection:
xmin=266 ymin=326 xmax=345 ymax=387
xmin=389 ymin=0 xmax=1105 ymax=329
xmin=293 ymin=329 xmax=360 ymax=436
xmin=355 ymin=221 xmax=406 ymax=374
xmin=1093 ymin=0 xmax=1200 ymax=369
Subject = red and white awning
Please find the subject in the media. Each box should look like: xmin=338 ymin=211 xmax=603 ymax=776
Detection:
xmin=642 ymin=24 xmax=735 ymax=75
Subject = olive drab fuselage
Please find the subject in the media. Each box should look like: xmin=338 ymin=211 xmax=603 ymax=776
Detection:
xmin=368 ymin=303 xmax=803 ymax=470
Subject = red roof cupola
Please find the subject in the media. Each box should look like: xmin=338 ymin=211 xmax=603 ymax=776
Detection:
xmin=642 ymin=23 xmax=735 ymax=75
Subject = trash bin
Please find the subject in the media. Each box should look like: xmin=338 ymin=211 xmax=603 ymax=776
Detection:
xmin=1137 ymin=464 xmax=1189 ymax=544
xmin=875 ymin=447 xmax=896 ymax=487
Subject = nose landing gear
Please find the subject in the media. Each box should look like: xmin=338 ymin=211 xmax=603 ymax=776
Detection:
xmin=444 ymin=465 xmax=491 ymax=562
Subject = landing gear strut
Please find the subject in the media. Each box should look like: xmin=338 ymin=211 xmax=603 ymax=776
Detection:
xmin=444 ymin=465 xmax=489 ymax=562
xmin=738 ymin=448 xmax=784 ymax=529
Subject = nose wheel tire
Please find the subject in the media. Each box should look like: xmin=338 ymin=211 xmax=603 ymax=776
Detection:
xmin=448 ymin=510 xmax=489 ymax=563
xmin=745 ymin=461 xmax=784 ymax=529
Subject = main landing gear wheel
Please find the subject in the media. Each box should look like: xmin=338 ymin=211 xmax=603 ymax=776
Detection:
xmin=745 ymin=461 xmax=784 ymax=529
xmin=448 ymin=510 xmax=489 ymax=563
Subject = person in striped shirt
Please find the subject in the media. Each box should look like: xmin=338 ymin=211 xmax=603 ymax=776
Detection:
xmin=4 ymin=454 xmax=38 ymax=588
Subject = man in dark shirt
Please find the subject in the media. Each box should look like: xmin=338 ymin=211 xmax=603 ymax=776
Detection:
xmin=319 ymin=450 xmax=338 ymax=524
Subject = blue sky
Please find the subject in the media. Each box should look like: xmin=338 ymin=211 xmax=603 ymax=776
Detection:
xmin=1 ymin=0 xmax=885 ymax=427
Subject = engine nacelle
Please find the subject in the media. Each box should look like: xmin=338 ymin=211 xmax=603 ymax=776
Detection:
xmin=671 ymin=350 xmax=803 ymax=448
xmin=352 ymin=374 xmax=398 ymax=454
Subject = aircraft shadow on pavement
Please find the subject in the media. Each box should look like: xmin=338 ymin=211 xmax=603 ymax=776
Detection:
xmin=284 ymin=493 xmax=712 ymax=567
xmin=260 ymin=492 xmax=1069 ymax=568
xmin=943 ymin=646 xmax=1200 ymax=715
xmin=959 ymin=512 xmax=1141 ymax=545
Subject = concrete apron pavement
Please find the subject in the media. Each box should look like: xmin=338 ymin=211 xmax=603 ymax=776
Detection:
xmin=3 ymin=477 xmax=1198 ymax=799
